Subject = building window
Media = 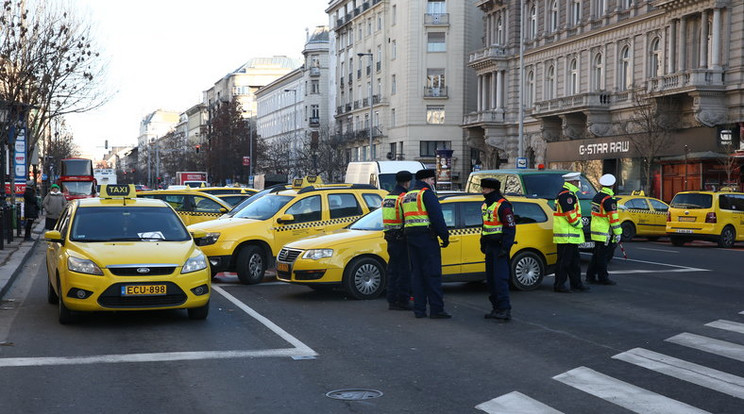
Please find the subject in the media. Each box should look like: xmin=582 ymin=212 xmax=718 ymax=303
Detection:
xmin=546 ymin=65 xmax=555 ymax=100
xmin=592 ymin=53 xmax=604 ymax=91
xmin=569 ymin=58 xmax=578 ymax=95
xmin=529 ymin=5 xmax=537 ymax=39
xmin=593 ymin=0 xmax=605 ymax=18
xmin=367 ymin=18 xmax=372 ymax=35
xmin=549 ymin=1 xmax=559 ymax=32
xmin=619 ymin=45 xmax=631 ymax=91
xmin=649 ymin=37 xmax=662 ymax=78
xmin=620 ymin=0 xmax=631 ymax=9
xmin=391 ymin=108 xmax=396 ymax=127
xmin=496 ymin=16 xmax=504 ymax=44
xmin=571 ymin=0 xmax=581 ymax=26
xmin=426 ymin=105 xmax=445 ymax=124
xmin=526 ymin=70 xmax=535 ymax=107
xmin=311 ymin=80 xmax=320 ymax=94
xmin=391 ymin=74 xmax=397 ymax=95
xmin=377 ymin=13 xmax=382 ymax=31
xmin=427 ymin=32 xmax=446 ymax=52
xmin=392 ymin=5 xmax=397 ymax=25
xmin=390 ymin=142 xmax=397 ymax=159
xmin=391 ymin=40 xmax=397 ymax=59
xmin=427 ymin=0 xmax=446 ymax=14
xmin=310 ymin=104 xmax=319 ymax=119
xmin=426 ymin=68 xmax=446 ymax=91
xmin=420 ymin=140 xmax=451 ymax=157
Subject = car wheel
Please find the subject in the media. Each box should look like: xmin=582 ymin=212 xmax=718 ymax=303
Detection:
xmin=342 ymin=257 xmax=386 ymax=300
xmin=719 ymin=226 xmax=736 ymax=248
xmin=236 ymin=245 xmax=265 ymax=285
xmin=47 ymin=279 xmax=58 ymax=305
xmin=670 ymin=236 xmax=686 ymax=247
xmin=57 ymin=277 xmax=73 ymax=325
xmin=187 ymin=301 xmax=209 ymax=320
xmin=510 ymin=250 xmax=545 ymax=291
xmin=620 ymin=221 xmax=636 ymax=242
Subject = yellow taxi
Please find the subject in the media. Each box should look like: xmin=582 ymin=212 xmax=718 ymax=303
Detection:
xmin=187 ymin=177 xmax=387 ymax=285
xmin=275 ymin=194 xmax=557 ymax=299
xmin=615 ymin=191 xmax=670 ymax=241
xmin=666 ymin=191 xmax=744 ymax=248
xmin=44 ymin=185 xmax=211 ymax=324
xmin=198 ymin=186 xmax=258 ymax=196
xmin=138 ymin=188 xmax=232 ymax=225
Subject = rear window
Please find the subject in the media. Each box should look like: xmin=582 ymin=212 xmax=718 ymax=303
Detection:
xmin=512 ymin=201 xmax=548 ymax=224
xmin=670 ymin=193 xmax=712 ymax=209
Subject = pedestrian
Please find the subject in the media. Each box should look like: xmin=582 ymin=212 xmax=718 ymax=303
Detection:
xmin=586 ymin=174 xmax=622 ymax=285
xmin=480 ymin=178 xmax=517 ymax=321
xmin=552 ymin=172 xmax=590 ymax=293
xmin=23 ymin=180 xmax=40 ymax=241
xmin=402 ymin=169 xmax=451 ymax=319
xmin=43 ymin=184 xmax=67 ymax=230
xmin=383 ymin=170 xmax=413 ymax=310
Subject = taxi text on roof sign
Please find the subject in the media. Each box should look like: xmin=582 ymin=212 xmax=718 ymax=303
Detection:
xmin=292 ymin=176 xmax=324 ymax=189
xmin=101 ymin=184 xmax=136 ymax=198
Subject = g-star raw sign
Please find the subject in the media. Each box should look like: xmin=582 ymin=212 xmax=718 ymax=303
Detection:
xmin=579 ymin=141 xmax=630 ymax=156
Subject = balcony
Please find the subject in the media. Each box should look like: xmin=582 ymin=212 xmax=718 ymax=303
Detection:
xmin=372 ymin=94 xmax=381 ymax=104
xmin=424 ymin=87 xmax=448 ymax=98
xmin=309 ymin=67 xmax=320 ymax=77
xmin=463 ymin=110 xmax=506 ymax=125
xmin=373 ymin=0 xmax=380 ymax=5
xmin=532 ymin=92 xmax=612 ymax=116
xmin=354 ymin=100 xmax=361 ymax=109
xmin=345 ymin=103 xmax=352 ymax=112
xmin=337 ymin=105 xmax=344 ymax=115
xmin=362 ymin=97 xmax=369 ymax=106
xmin=468 ymin=46 xmax=508 ymax=67
xmin=645 ymin=70 xmax=724 ymax=94
xmin=363 ymin=1 xmax=369 ymax=11
xmin=424 ymin=13 xmax=450 ymax=26
xmin=309 ymin=117 xmax=320 ymax=126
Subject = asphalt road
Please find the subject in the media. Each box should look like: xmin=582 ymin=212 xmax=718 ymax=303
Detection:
xmin=0 ymin=239 xmax=743 ymax=413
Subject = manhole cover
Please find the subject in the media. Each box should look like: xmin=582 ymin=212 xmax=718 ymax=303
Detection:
xmin=326 ymin=388 xmax=383 ymax=401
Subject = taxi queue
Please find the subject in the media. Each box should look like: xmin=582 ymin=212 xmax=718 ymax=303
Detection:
xmin=42 ymin=180 xmax=744 ymax=324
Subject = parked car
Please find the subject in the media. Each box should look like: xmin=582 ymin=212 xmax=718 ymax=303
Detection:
xmin=138 ymin=189 xmax=231 ymax=226
xmin=616 ymin=191 xmax=669 ymax=241
xmin=666 ymin=191 xmax=744 ymax=248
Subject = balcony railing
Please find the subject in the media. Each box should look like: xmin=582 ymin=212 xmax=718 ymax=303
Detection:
xmin=345 ymin=103 xmax=352 ymax=112
xmin=372 ymin=94 xmax=381 ymax=104
xmin=309 ymin=67 xmax=320 ymax=77
xmin=354 ymin=100 xmax=360 ymax=109
xmin=424 ymin=87 xmax=448 ymax=98
xmin=463 ymin=110 xmax=506 ymax=125
xmin=372 ymin=0 xmax=380 ymax=5
xmin=468 ymin=45 xmax=508 ymax=64
xmin=646 ymin=70 xmax=724 ymax=93
xmin=363 ymin=1 xmax=369 ymax=11
xmin=337 ymin=105 xmax=344 ymax=115
xmin=309 ymin=117 xmax=320 ymax=126
xmin=532 ymin=92 xmax=612 ymax=115
xmin=424 ymin=13 xmax=450 ymax=25
xmin=362 ymin=97 xmax=369 ymax=106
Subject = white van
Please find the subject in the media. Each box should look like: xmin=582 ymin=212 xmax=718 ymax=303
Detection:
xmin=345 ymin=161 xmax=427 ymax=191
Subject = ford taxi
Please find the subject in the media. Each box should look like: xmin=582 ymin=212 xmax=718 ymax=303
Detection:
xmin=276 ymin=194 xmax=557 ymax=299
xmin=45 ymin=185 xmax=211 ymax=324
xmin=666 ymin=191 xmax=744 ymax=248
xmin=615 ymin=191 xmax=669 ymax=241
xmin=188 ymin=177 xmax=387 ymax=284
xmin=138 ymin=189 xmax=231 ymax=225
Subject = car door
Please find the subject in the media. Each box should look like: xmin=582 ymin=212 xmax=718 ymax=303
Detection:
xmin=458 ymin=201 xmax=486 ymax=276
xmin=191 ymin=194 xmax=227 ymax=224
xmin=439 ymin=201 xmax=461 ymax=276
xmin=46 ymin=204 xmax=73 ymax=291
xmin=273 ymin=194 xmax=323 ymax=249
xmin=648 ymin=198 xmax=669 ymax=236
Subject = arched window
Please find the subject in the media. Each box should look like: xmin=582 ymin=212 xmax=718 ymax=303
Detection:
xmin=619 ymin=45 xmax=632 ymax=91
xmin=571 ymin=0 xmax=582 ymax=26
xmin=496 ymin=16 xmax=503 ymax=45
xmin=550 ymin=1 xmax=559 ymax=32
xmin=649 ymin=37 xmax=662 ymax=77
xmin=529 ymin=5 xmax=537 ymax=39
xmin=569 ymin=58 xmax=579 ymax=95
xmin=593 ymin=53 xmax=604 ymax=91
xmin=526 ymin=70 xmax=535 ymax=107
xmin=546 ymin=65 xmax=555 ymax=100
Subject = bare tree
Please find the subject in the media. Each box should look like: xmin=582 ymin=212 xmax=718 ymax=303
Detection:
xmin=718 ymin=137 xmax=742 ymax=190
xmin=207 ymin=99 xmax=253 ymax=185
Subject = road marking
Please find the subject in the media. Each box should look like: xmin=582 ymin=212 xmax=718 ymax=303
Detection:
xmin=553 ymin=366 xmax=711 ymax=414
xmin=612 ymin=257 xmax=708 ymax=271
xmin=666 ymin=333 xmax=744 ymax=362
xmin=637 ymin=247 xmax=679 ymax=253
xmin=613 ymin=348 xmax=744 ymax=399
xmin=705 ymin=319 xmax=744 ymax=335
xmin=0 ymin=285 xmax=317 ymax=368
xmin=608 ymin=269 xmax=707 ymax=275
xmin=476 ymin=391 xmax=564 ymax=414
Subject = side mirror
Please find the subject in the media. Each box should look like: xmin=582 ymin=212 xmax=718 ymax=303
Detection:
xmin=44 ymin=230 xmax=63 ymax=243
xmin=190 ymin=230 xmax=206 ymax=239
xmin=277 ymin=214 xmax=295 ymax=224
xmin=219 ymin=207 xmax=228 ymax=213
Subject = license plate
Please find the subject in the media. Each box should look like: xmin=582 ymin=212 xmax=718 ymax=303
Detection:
xmin=678 ymin=217 xmax=696 ymax=222
xmin=121 ymin=285 xmax=167 ymax=296
xmin=675 ymin=229 xmax=694 ymax=234
xmin=276 ymin=262 xmax=289 ymax=272
xmin=579 ymin=241 xmax=595 ymax=249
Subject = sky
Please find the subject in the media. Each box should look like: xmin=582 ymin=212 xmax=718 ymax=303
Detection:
xmin=65 ymin=0 xmax=330 ymax=159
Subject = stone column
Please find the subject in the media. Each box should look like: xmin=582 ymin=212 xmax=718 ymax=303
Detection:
xmin=496 ymin=70 xmax=504 ymax=109
xmin=477 ymin=75 xmax=483 ymax=112
xmin=668 ymin=20 xmax=677 ymax=73
xmin=711 ymin=7 xmax=722 ymax=69
xmin=491 ymin=71 xmax=497 ymax=109
xmin=678 ymin=16 xmax=687 ymax=71
xmin=700 ymin=10 xmax=709 ymax=68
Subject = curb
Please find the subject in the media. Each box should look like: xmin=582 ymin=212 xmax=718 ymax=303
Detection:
xmin=0 ymin=237 xmax=38 ymax=300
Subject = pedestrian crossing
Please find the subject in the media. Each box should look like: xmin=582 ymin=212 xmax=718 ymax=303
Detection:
xmin=476 ymin=312 xmax=744 ymax=413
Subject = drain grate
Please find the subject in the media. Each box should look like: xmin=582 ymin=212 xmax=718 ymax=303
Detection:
xmin=326 ymin=388 xmax=383 ymax=401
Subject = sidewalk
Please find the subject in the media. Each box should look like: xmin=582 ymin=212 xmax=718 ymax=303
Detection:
xmin=0 ymin=219 xmax=45 ymax=299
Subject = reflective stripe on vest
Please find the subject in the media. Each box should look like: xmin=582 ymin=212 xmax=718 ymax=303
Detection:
xmin=481 ymin=198 xmax=505 ymax=236
xmin=553 ymin=186 xmax=585 ymax=244
xmin=382 ymin=192 xmax=406 ymax=231
xmin=590 ymin=189 xmax=621 ymax=242
xmin=402 ymin=188 xmax=430 ymax=228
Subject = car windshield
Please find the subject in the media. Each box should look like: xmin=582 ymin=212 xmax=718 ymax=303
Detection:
xmin=70 ymin=206 xmax=190 ymax=242
xmin=224 ymin=186 xmax=285 ymax=217
xmin=62 ymin=181 xmax=94 ymax=196
xmin=232 ymin=194 xmax=293 ymax=220
xmin=670 ymin=193 xmax=712 ymax=209
xmin=378 ymin=174 xmax=397 ymax=192
xmin=522 ymin=174 xmax=597 ymax=200
xmin=349 ymin=208 xmax=383 ymax=231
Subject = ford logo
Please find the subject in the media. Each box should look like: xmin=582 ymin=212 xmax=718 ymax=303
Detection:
xmin=136 ymin=267 xmax=151 ymax=274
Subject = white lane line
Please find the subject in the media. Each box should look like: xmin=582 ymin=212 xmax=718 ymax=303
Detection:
xmin=637 ymin=247 xmax=679 ymax=253
xmin=476 ymin=391 xmax=564 ymax=414
xmin=613 ymin=348 xmax=744 ymax=400
xmin=608 ymin=269 xmax=708 ymax=275
xmin=666 ymin=333 xmax=744 ymax=362
xmin=705 ymin=320 xmax=744 ymax=335
xmin=553 ymin=366 xmax=711 ymax=414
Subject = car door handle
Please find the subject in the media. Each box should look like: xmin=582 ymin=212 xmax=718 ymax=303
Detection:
xmin=448 ymin=239 xmax=460 ymax=243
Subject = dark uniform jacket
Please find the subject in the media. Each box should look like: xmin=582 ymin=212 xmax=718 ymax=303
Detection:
xmin=481 ymin=190 xmax=516 ymax=255
xmin=408 ymin=180 xmax=449 ymax=243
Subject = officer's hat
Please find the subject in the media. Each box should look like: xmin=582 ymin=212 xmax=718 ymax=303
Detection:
xmin=599 ymin=174 xmax=616 ymax=187
xmin=562 ymin=172 xmax=581 ymax=181
xmin=415 ymin=169 xmax=436 ymax=180
xmin=395 ymin=170 xmax=413 ymax=183
xmin=480 ymin=178 xmax=501 ymax=190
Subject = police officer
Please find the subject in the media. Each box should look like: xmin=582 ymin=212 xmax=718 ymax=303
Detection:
xmin=586 ymin=173 xmax=622 ymax=285
xmin=383 ymin=170 xmax=413 ymax=310
xmin=402 ymin=169 xmax=451 ymax=319
xmin=553 ymin=172 xmax=590 ymax=293
xmin=480 ymin=178 xmax=516 ymax=321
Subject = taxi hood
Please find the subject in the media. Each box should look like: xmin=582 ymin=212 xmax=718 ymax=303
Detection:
xmin=285 ymin=228 xmax=381 ymax=250
xmin=188 ymin=217 xmax=261 ymax=232
xmin=73 ymin=241 xmax=199 ymax=266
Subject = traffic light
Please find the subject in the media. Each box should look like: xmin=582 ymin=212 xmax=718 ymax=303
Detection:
xmin=195 ymin=145 xmax=201 ymax=153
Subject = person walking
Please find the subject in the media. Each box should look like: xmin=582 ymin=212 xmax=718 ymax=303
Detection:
xmin=382 ymin=170 xmax=413 ymax=310
xmin=23 ymin=181 xmax=40 ymax=241
xmin=402 ymin=169 xmax=451 ymax=319
xmin=586 ymin=174 xmax=622 ymax=285
xmin=43 ymin=184 xmax=67 ymax=230
xmin=480 ymin=178 xmax=517 ymax=321
xmin=552 ymin=172 xmax=590 ymax=293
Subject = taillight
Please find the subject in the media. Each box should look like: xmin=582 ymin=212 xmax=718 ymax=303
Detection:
xmin=667 ymin=211 xmax=671 ymax=222
xmin=705 ymin=212 xmax=717 ymax=223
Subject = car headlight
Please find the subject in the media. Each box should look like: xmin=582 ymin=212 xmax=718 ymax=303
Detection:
xmin=67 ymin=256 xmax=103 ymax=275
xmin=197 ymin=232 xmax=220 ymax=246
xmin=182 ymin=253 xmax=208 ymax=274
xmin=302 ymin=249 xmax=333 ymax=260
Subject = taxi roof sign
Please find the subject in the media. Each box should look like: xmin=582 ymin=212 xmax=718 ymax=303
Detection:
xmin=292 ymin=176 xmax=324 ymax=189
xmin=101 ymin=184 xmax=136 ymax=199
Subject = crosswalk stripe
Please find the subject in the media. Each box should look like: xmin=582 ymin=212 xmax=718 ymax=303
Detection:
xmin=613 ymin=348 xmax=744 ymax=399
xmin=475 ymin=391 xmax=564 ymax=414
xmin=553 ymin=366 xmax=711 ymax=414
xmin=705 ymin=320 xmax=744 ymax=335
xmin=666 ymin=333 xmax=744 ymax=362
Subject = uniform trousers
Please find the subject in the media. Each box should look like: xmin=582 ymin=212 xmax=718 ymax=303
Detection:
xmin=406 ymin=232 xmax=444 ymax=316
xmin=586 ymin=242 xmax=615 ymax=282
xmin=385 ymin=234 xmax=411 ymax=304
xmin=484 ymin=244 xmax=511 ymax=311
xmin=554 ymin=243 xmax=583 ymax=289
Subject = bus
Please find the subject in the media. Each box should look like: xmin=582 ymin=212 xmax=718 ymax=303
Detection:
xmin=58 ymin=158 xmax=97 ymax=201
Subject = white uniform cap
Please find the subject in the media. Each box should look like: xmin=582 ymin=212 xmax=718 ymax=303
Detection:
xmin=599 ymin=173 xmax=616 ymax=187
xmin=562 ymin=172 xmax=581 ymax=181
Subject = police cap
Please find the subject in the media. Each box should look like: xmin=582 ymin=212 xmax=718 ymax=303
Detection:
xmin=599 ymin=173 xmax=616 ymax=187
xmin=415 ymin=169 xmax=436 ymax=180
xmin=480 ymin=178 xmax=501 ymax=190
xmin=395 ymin=170 xmax=413 ymax=183
xmin=562 ymin=172 xmax=581 ymax=181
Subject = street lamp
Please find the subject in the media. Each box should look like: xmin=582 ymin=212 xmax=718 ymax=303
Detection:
xmin=284 ymin=88 xmax=298 ymax=174
xmin=358 ymin=52 xmax=374 ymax=161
